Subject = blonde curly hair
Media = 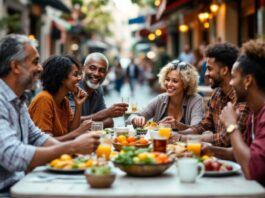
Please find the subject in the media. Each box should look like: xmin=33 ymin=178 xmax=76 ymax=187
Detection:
xmin=158 ymin=60 xmax=199 ymax=96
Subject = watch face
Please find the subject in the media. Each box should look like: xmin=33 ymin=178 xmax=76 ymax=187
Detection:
xmin=227 ymin=124 xmax=237 ymax=133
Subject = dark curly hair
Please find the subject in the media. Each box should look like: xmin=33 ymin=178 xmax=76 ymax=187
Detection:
xmin=237 ymin=39 xmax=265 ymax=91
xmin=205 ymin=42 xmax=239 ymax=71
xmin=41 ymin=55 xmax=81 ymax=94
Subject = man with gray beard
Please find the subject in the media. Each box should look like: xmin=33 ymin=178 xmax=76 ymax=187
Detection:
xmin=0 ymin=34 xmax=100 ymax=195
xmin=70 ymin=53 xmax=128 ymax=127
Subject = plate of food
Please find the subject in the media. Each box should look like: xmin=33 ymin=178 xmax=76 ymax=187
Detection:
xmin=47 ymin=154 xmax=97 ymax=173
xmin=202 ymin=158 xmax=241 ymax=176
xmin=144 ymin=121 xmax=159 ymax=130
xmin=112 ymin=135 xmax=151 ymax=151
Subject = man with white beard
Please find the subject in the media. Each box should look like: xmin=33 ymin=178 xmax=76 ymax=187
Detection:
xmin=70 ymin=53 xmax=128 ymax=127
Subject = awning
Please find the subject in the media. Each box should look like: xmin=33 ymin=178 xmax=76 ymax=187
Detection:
xmin=128 ymin=16 xmax=145 ymax=24
xmin=30 ymin=0 xmax=71 ymax=13
xmin=156 ymin=0 xmax=192 ymax=20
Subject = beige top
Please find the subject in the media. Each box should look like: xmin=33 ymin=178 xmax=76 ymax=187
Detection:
xmin=127 ymin=93 xmax=204 ymax=126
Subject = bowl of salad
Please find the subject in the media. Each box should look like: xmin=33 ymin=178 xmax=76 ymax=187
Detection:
xmin=85 ymin=165 xmax=116 ymax=188
xmin=113 ymin=146 xmax=174 ymax=177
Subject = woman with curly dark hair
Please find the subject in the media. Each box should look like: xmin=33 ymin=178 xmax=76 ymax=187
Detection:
xmin=29 ymin=55 xmax=91 ymax=141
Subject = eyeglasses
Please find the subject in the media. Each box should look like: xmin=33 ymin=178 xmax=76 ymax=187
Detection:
xmin=171 ymin=60 xmax=188 ymax=70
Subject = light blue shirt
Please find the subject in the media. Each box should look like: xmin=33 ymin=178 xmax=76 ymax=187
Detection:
xmin=0 ymin=79 xmax=50 ymax=190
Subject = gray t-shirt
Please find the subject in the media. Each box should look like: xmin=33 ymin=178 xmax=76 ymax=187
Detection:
xmin=70 ymin=81 xmax=106 ymax=116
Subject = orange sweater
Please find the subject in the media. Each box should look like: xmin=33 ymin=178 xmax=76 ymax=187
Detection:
xmin=29 ymin=90 xmax=74 ymax=137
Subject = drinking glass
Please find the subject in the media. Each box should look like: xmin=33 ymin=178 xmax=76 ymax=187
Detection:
xmin=186 ymin=135 xmax=202 ymax=157
xmin=96 ymin=134 xmax=112 ymax=160
xmin=131 ymin=102 xmax=138 ymax=112
xmin=149 ymin=130 xmax=167 ymax=153
xmin=121 ymin=97 xmax=129 ymax=105
xmin=91 ymin=121 xmax=104 ymax=133
xmin=158 ymin=123 xmax=172 ymax=139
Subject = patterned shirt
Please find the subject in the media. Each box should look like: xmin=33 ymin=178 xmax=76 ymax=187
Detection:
xmin=0 ymin=79 xmax=50 ymax=190
xmin=190 ymin=87 xmax=249 ymax=147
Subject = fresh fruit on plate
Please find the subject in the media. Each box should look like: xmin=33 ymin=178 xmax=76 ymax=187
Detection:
xmin=203 ymin=158 xmax=233 ymax=172
xmin=114 ymin=135 xmax=149 ymax=146
xmin=49 ymin=154 xmax=103 ymax=170
xmin=167 ymin=143 xmax=194 ymax=158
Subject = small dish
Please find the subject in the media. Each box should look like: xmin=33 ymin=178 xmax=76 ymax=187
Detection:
xmin=85 ymin=170 xmax=116 ymax=188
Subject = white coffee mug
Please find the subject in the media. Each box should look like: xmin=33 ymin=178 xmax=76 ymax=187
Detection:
xmin=178 ymin=158 xmax=204 ymax=183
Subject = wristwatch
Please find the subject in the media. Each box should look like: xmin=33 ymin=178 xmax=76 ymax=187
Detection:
xmin=226 ymin=124 xmax=238 ymax=134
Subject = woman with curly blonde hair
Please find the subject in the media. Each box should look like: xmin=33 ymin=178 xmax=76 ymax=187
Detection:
xmin=127 ymin=60 xmax=204 ymax=130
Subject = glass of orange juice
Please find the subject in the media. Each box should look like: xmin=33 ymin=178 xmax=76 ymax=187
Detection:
xmin=158 ymin=123 xmax=171 ymax=139
xmin=96 ymin=134 xmax=112 ymax=160
xmin=96 ymin=143 xmax=112 ymax=160
xmin=186 ymin=135 xmax=202 ymax=157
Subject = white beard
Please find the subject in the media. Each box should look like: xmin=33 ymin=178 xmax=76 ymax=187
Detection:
xmin=86 ymin=80 xmax=100 ymax=90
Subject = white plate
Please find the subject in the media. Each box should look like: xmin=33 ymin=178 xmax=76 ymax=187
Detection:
xmin=46 ymin=166 xmax=85 ymax=174
xmin=204 ymin=160 xmax=241 ymax=176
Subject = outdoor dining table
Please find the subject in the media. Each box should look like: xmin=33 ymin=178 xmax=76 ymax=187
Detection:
xmin=11 ymin=165 xmax=265 ymax=198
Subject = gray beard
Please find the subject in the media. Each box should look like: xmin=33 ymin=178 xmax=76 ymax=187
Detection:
xmin=86 ymin=80 xmax=100 ymax=90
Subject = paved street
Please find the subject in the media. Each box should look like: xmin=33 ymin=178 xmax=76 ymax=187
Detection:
xmin=104 ymin=82 xmax=157 ymax=127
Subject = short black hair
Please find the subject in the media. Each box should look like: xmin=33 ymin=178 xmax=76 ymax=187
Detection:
xmin=41 ymin=55 xmax=81 ymax=94
xmin=205 ymin=42 xmax=239 ymax=71
xmin=237 ymin=40 xmax=265 ymax=91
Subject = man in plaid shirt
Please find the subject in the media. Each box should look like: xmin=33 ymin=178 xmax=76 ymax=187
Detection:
xmin=0 ymin=34 xmax=100 ymax=194
xmin=170 ymin=42 xmax=249 ymax=147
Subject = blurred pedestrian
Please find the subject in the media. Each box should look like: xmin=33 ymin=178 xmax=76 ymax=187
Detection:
xmin=192 ymin=48 xmax=204 ymax=73
xmin=178 ymin=44 xmax=195 ymax=64
xmin=114 ymin=60 xmax=125 ymax=94
xmin=126 ymin=58 xmax=140 ymax=96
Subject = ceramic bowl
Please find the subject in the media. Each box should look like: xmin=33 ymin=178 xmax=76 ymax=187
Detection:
xmin=85 ymin=171 xmax=116 ymax=188
xmin=113 ymin=159 xmax=174 ymax=177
